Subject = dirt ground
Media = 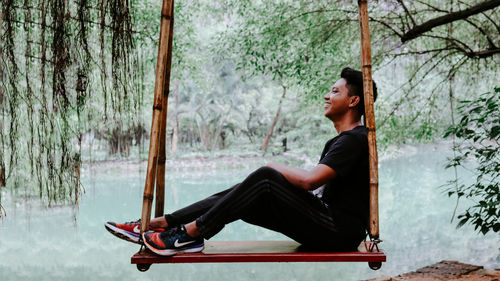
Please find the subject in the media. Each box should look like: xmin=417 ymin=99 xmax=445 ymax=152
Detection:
xmin=368 ymin=261 xmax=500 ymax=281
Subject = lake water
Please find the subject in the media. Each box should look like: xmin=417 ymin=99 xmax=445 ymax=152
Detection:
xmin=0 ymin=144 xmax=498 ymax=281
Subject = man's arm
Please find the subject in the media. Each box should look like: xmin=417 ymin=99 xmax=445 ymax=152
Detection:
xmin=265 ymin=162 xmax=337 ymax=191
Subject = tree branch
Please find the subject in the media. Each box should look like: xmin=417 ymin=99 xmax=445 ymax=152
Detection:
xmin=480 ymin=10 xmax=500 ymax=34
xmin=397 ymin=0 xmax=416 ymax=27
xmin=390 ymin=47 xmax=455 ymax=57
xmin=421 ymin=34 xmax=500 ymax=58
xmin=421 ymin=34 xmax=474 ymax=54
xmin=370 ymin=17 xmax=403 ymax=38
xmin=466 ymin=48 xmax=500 ymax=58
xmin=463 ymin=18 xmax=497 ymax=49
xmin=378 ymin=50 xmax=458 ymax=128
xmin=414 ymin=0 xmax=448 ymax=13
xmin=400 ymin=0 xmax=500 ymax=43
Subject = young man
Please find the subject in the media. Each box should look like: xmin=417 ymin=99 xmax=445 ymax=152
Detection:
xmin=105 ymin=67 xmax=377 ymax=256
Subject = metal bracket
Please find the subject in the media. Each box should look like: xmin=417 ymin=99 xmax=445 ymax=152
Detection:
xmin=364 ymin=234 xmax=382 ymax=252
xmin=369 ymin=237 xmax=382 ymax=252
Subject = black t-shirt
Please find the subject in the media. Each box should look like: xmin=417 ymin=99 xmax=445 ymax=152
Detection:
xmin=318 ymin=126 xmax=369 ymax=236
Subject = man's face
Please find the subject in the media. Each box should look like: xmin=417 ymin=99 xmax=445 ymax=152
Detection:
xmin=324 ymin=78 xmax=352 ymax=120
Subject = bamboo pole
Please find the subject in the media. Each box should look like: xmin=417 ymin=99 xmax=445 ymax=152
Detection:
xmin=155 ymin=0 xmax=175 ymax=218
xmin=140 ymin=0 xmax=174 ymax=234
xmin=357 ymin=0 xmax=379 ymax=239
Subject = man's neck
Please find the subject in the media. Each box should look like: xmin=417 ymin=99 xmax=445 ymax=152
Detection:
xmin=333 ymin=118 xmax=362 ymax=135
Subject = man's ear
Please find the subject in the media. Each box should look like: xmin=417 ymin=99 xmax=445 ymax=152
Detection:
xmin=349 ymin=96 xmax=360 ymax=108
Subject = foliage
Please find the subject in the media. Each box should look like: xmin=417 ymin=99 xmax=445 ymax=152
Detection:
xmin=0 ymin=0 xmax=139 ymax=206
xmin=213 ymin=0 xmax=358 ymax=100
xmin=214 ymin=0 xmax=500 ymax=145
xmin=1 ymin=0 xmax=500 ymax=214
xmin=444 ymin=87 xmax=500 ymax=234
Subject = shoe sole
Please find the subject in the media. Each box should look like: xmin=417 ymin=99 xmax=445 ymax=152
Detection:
xmin=104 ymin=222 xmax=141 ymax=244
xmin=142 ymin=233 xmax=204 ymax=256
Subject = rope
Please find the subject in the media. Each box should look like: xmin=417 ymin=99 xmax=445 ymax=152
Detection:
xmin=364 ymin=233 xmax=382 ymax=252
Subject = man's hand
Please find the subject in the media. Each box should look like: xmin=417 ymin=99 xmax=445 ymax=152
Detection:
xmin=265 ymin=162 xmax=337 ymax=191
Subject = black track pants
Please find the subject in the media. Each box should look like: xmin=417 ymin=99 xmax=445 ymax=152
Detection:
xmin=165 ymin=166 xmax=361 ymax=250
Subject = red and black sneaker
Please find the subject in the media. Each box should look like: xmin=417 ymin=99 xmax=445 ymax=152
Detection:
xmin=104 ymin=219 xmax=166 ymax=244
xmin=142 ymin=225 xmax=204 ymax=256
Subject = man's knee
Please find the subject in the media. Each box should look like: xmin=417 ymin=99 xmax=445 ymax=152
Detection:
xmin=245 ymin=166 xmax=291 ymax=192
xmin=252 ymin=166 xmax=282 ymax=179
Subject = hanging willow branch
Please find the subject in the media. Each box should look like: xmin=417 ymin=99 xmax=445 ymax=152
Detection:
xmin=110 ymin=0 xmax=134 ymax=116
xmin=24 ymin=0 xmax=35 ymax=177
xmin=0 ymin=0 xmax=140 ymax=209
xmin=2 ymin=0 xmax=20 ymax=184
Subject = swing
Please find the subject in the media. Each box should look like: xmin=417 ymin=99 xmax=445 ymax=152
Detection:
xmin=131 ymin=0 xmax=386 ymax=272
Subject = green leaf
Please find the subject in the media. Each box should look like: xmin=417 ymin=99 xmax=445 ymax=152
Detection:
xmin=481 ymin=226 xmax=489 ymax=235
xmin=456 ymin=217 xmax=468 ymax=228
xmin=490 ymin=126 xmax=500 ymax=138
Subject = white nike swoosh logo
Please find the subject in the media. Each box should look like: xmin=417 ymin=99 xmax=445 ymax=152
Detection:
xmin=133 ymin=225 xmax=140 ymax=233
xmin=174 ymin=239 xmax=196 ymax=248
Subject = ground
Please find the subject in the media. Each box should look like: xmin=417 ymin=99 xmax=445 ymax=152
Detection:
xmin=368 ymin=261 xmax=500 ymax=281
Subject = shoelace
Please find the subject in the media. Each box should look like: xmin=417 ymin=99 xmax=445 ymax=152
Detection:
xmin=125 ymin=219 xmax=141 ymax=226
xmin=159 ymin=225 xmax=180 ymax=239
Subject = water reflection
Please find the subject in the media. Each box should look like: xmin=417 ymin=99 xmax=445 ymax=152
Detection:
xmin=0 ymin=145 xmax=498 ymax=281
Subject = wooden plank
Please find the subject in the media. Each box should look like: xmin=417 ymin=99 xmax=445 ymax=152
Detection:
xmin=357 ymin=0 xmax=380 ymax=239
xmin=131 ymin=241 xmax=386 ymax=264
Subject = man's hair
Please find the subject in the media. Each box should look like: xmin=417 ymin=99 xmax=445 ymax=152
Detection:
xmin=340 ymin=67 xmax=378 ymax=115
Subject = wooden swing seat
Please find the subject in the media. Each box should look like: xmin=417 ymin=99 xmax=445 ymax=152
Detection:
xmin=131 ymin=240 xmax=385 ymax=270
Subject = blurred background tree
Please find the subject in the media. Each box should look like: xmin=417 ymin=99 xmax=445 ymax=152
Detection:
xmin=1 ymin=0 xmax=499 ymax=231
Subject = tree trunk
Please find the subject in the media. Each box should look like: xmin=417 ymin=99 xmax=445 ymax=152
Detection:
xmin=220 ymin=131 xmax=226 ymax=149
xmin=260 ymin=85 xmax=286 ymax=151
xmin=0 ymin=165 xmax=5 ymax=187
xmin=74 ymin=161 xmax=80 ymax=204
xmin=211 ymin=112 xmax=226 ymax=151
xmin=0 ymin=69 xmax=4 ymax=187
xmin=171 ymin=79 xmax=179 ymax=154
